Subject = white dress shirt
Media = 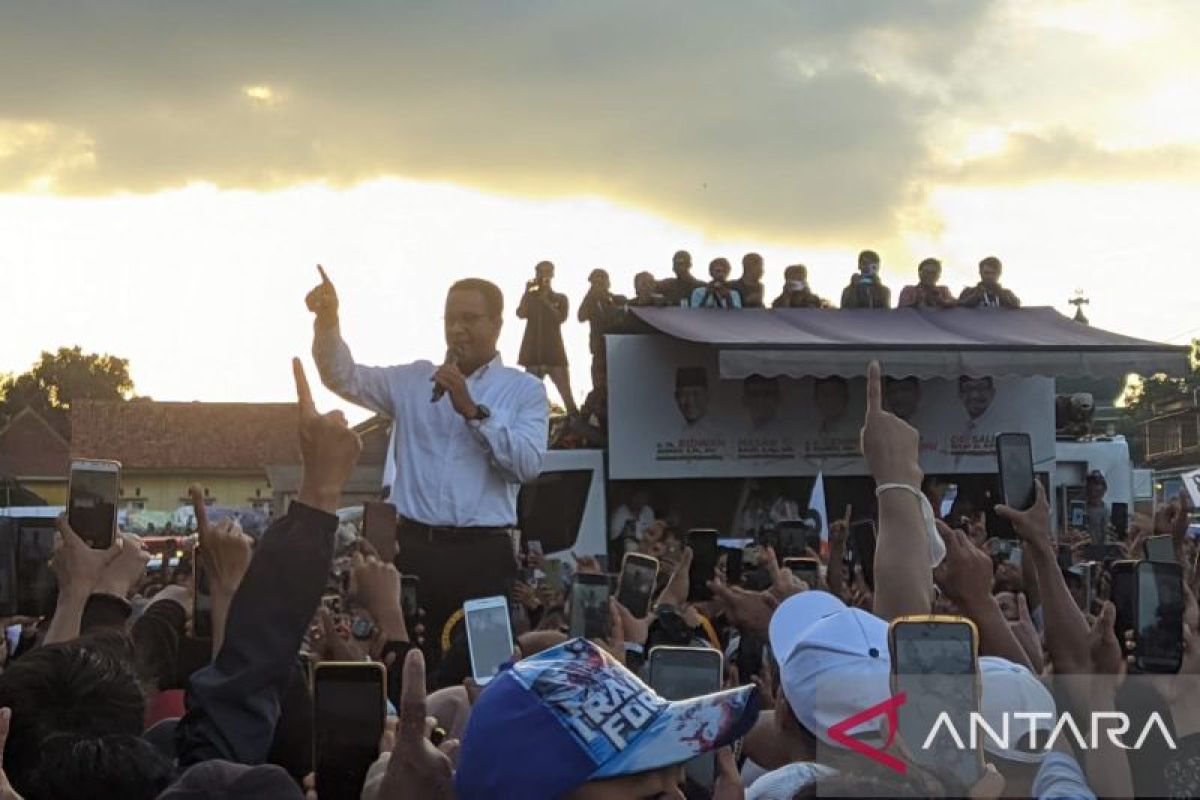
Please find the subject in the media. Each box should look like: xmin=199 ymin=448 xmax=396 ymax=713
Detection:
xmin=313 ymin=327 xmax=548 ymax=527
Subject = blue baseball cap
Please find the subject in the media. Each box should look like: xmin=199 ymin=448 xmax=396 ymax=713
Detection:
xmin=455 ymin=638 xmax=759 ymax=799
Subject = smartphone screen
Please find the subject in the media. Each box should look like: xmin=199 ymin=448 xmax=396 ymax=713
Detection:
xmin=775 ymin=521 xmax=808 ymax=560
xmin=193 ymin=556 xmax=213 ymax=639
xmin=616 ymin=553 xmax=659 ymax=618
xmin=16 ymin=523 xmax=56 ymax=618
xmin=464 ymin=597 xmax=514 ymax=685
xmin=721 ymin=546 xmax=744 ymax=586
xmin=361 ymin=501 xmax=398 ymax=563
xmin=996 ymin=433 xmax=1035 ymax=512
xmin=1135 ymin=561 xmax=1184 ymax=673
xmin=1144 ymin=535 xmax=1175 ymax=563
xmin=686 ymin=529 xmax=719 ymax=602
xmin=1109 ymin=561 xmax=1137 ymax=656
xmin=848 ymin=520 xmax=877 ymax=589
xmin=890 ymin=618 xmax=982 ymax=791
xmin=1069 ymin=501 xmax=1086 ymax=529
xmin=400 ymin=575 xmax=419 ymax=620
xmin=784 ymin=557 xmax=820 ymax=588
xmin=570 ymin=573 xmax=611 ymax=640
xmin=313 ymin=662 xmax=386 ymax=800
xmin=68 ymin=460 xmax=119 ymax=549
xmin=940 ymin=484 xmax=959 ymax=519
xmin=648 ymin=646 xmax=723 ymax=790
xmin=1110 ymin=502 xmax=1129 ymax=538
xmin=527 ymin=540 xmax=544 ymax=559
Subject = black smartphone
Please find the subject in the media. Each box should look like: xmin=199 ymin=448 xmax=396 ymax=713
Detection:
xmin=1111 ymin=502 xmax=1129 ymax=539
xmin=193 ymin=556 xmax=213 ymax=639
xmin=313 ymin=661 xmax=387 ymax=800
xmin=616 ymin=553 xmax=659 ymax=619
xmin=361 ymin=501 xmax=398 ymax=563
xmin=570 ymin=573 xmax=611 ymax=640
xmin=67 ymin=459 xmax=120 ymax=549
xmin=1109 ymin=560 xmax=1138 ymax=657
xmin=775 ymin=520 xmax=811 ymax=560
xmin=784 ymin=557 xmax=820 ymax=588
xmin=889 ymin=616 xmax=983 ymax=792
xmin=686 ymin=529 xmax=719 ymax=602
xmin=721 ymin=546 xmax=744 ymax=586
xmin=848 ymin=520 xmax=877 ymax=589
xmin=0 ymin=520 xmax=57 ymax=618
xmin=400 ymin=575 xmax=419 ymax=621
xmin=647 ymin=646 xmax=723 ymax=790
xmin=1144 ymin=535 xmax=1175 ymax=563
xmin=996 ymin=433 xmax=1035 ymax=513
xmin=1135 ymin=560 xmax=1184 ymax=674
xmin=1056 ymin=543 xmax=1074 ymax=571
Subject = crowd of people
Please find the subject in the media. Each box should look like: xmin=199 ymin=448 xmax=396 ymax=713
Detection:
xmin=0 ymin=272 xmax=1193 ymax=800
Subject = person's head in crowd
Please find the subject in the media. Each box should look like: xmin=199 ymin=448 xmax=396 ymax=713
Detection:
xmin=628 ymin=488 xmax=651 ymax=513
xmin=858 ymin=249 xmax=881 ymax=278
xmin=454 ymin=638 xmax=758 ymax=799
xmin=674 ymin=367 xmax=709 ymax=425
xmin=0 ymin=633 xmax=174 ymax=799
xmin=1086 ymin=469 xmax=1108 ymax=503
xmin=918 ymin=257 xmax=942 ymax=287
xmin=671 ymin=250 xmax=693 ymax=278
xmin=813 ymin=376 xmax=850 ymax=427
xmin=784 ymin=264 xmax=808 ymax=289
xmin=534 ymin=259 xmax=555 ymax=285
xmin=743 ymin=374 xmax=782 ymax=429
xmin=588 ymin=268 xmax=610 ymax=292
xmin=979 ymin=255 xmax=1003 ymax=287
xmin=958 ymin=375 xmax=996 ymax=420
xmin=708 ymin=257 xmax=732 ymax=285
xmin=741 ymin=252 xmax=764 ymax=283
xmin=446 ymin=278 xmax=505 ymax=374
xmin=884 ymin=376 xmax=921 ymax=422
xmin=633 ymin=271 xmax=657 ymax=300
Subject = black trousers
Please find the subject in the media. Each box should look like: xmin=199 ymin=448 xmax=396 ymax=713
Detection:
xmin=396 ymin=520 xmax=518 ymax=665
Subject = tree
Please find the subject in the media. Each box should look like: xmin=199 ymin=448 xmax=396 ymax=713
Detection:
xmin=0 ymin=347 xmax=134 ymax=434
xmin=1118 ymin=339 xmax=1200 ymax=459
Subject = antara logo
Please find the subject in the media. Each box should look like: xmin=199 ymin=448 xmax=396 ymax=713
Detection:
xmin=827 ymin=692 xmax=908 ymax=774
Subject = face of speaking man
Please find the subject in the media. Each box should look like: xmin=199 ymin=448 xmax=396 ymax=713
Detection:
xmin=445 ymin=287 xmax=502 ymax=372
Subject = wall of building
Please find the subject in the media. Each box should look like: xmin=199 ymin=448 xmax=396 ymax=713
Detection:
xmin=17 ymin=478 xmax=67 ymax=505
xmin=119 ymin=470 xmax=274 ymax=513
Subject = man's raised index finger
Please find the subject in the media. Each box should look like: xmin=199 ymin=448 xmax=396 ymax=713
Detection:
xmin=398 ymin=648 xmax=428 ymax=742
xmin=867 ymin=360 xmax=883 ymax=414
xmin=292 ymin=357 xmax=316 ymax=414
xmin=316 ymin=264 xmax=331 ymax=285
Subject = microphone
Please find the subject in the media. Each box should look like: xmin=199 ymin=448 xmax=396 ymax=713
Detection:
xmin=431 ymin=348 xmax=458 ymax=403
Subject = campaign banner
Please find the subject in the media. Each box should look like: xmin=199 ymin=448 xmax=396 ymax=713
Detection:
xmin=607 ymin=335 xmax=1055 ymax=480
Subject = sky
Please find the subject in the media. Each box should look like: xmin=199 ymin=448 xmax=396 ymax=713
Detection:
xmin=2 ymin=0 xmax=1198 ymax=421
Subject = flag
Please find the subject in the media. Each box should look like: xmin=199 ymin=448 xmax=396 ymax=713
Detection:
xmin=809 ymin=471 xmax=829 ymax=555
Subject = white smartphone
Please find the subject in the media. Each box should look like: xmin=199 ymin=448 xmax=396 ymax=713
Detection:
xmin=68 ymin=459 xmax=121 ymax=549
xmin=464 ymin=595 xmax=514 ymax=686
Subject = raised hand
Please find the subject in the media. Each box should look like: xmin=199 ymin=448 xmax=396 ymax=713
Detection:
xmin=51 ymin=513 xmax=124 ymax=597
xmin=93 ymin=530 xmax=151 ymax=598
xmin=655 ymin=547 xmax=692 ymax=608
xmin=861 ymin=360 xmax=922 ymax=487
xmin=304 ymin=264 xmax=339 ymax=324
xmin=379 ymin=649 xmax=457 ymax=800
xmin=293 ymin=358 xmax=363 ymax=513
xmin=994 ymin=482 xmax=1054 ymax=556
xmin=933 ymin=522 xmax=994 ymax=604
xmin=191 ymin=485 xmax=253 ymax=596
xmin=351 ymin=553 xmax=409 ymax=647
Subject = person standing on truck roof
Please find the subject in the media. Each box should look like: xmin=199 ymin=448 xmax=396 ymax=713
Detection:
xmin=305 ymin=265 xmax=548 ymax=661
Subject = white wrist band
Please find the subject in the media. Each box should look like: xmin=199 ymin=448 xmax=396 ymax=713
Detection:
xmin=875 ymin=483 xmax=947 ymax=568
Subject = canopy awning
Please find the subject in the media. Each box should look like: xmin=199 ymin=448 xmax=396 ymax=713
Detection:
xmin=628 ymin=307 xmax=1190 ymax=380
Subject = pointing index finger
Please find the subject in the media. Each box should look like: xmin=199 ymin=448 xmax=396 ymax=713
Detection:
xmin=867 ymin=360 xmax=883 ymax=414
xmin=292 ymin=357 xmax=316 ymax=415
xmin=316 ymin=264 xmax=331 ymax=285
xmin=188 ymin=483 xmax=209 ymax=537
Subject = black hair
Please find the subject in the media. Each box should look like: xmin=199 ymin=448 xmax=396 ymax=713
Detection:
xmin=742 ymin=252 xmax=763 ymax=267
xmin=23 ymin=735 xmax=173 ymax=800
xmin=958 ymin=375 xmax=995 ymax=390
xmin=918 ymin=257 xmax=941 ymax=271
xmin=0 ymin=634 xmax=152 ymax=797
xmin=858 ymin=249 xmax=880 ymax=265
xmin=448 ymin=278 xmax=504 ymax=319
xmin=979 ymin=255 xmax=1002 ymax=271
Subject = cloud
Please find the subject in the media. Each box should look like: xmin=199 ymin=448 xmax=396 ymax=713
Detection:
xmin=938 ymin=129 xmax=1200 ymax=185
xmin=0 ymin=0 xmax=997 ymax=240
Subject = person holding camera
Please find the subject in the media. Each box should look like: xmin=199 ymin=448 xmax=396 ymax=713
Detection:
xmin=839 ymin=249 xmax=891 ymax=309
xmin=517 ymin=260 xmax=578 ymax=416
xmin=689 ymin=257 xmax=743 ymax=308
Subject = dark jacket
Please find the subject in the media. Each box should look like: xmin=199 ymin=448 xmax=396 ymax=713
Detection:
xmin=958 ymin=283 xmax=1021 ymax=308
xmin=840 ymin=276 xmax=891 ymax=309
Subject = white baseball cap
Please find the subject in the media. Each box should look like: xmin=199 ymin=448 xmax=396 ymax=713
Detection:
xmin=978 ymin=656 xmax=1056 ymax=764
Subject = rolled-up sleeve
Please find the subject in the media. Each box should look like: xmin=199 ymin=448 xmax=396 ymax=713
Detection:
xmin=312 ymin=323 xmax=398 ymax=417
xmin=471 ymin=379 xmax=548 ymax=484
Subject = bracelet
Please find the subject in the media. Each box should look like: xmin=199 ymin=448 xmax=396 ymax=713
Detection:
xmin=874 ymin=483 xmax=947 ymax=568
xmin=624 ymin=642 xmax=645 ymax=656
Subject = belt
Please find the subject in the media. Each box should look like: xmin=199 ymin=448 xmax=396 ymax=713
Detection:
xmin=398 ymin=516 xmax=511 ymax=540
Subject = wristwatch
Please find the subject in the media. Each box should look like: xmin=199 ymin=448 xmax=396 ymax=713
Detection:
xmin=351 ymin=616 xmax=377 ymax=642
xmin=470 ymin=404 xmax=492 ymax=423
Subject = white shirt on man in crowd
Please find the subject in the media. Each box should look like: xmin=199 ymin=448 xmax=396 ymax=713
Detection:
xmin=314 ymin=328 xmax=547 ymax=528
xmin=610 ymin=503 xmax=656 ymax=543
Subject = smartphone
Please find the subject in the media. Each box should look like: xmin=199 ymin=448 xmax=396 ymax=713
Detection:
xmin=193 ymin=556 xmax=212 ymax=639
xmin=313 ymin=661 xmax=387 ymax=800
xmin=1111 ymin=502 xmax=1129 ymax=539
xmin=848 ymin=520 xmax=877 ymax=590
xmin=686 ymin=529 xmax=719 ymax=602
xmin=775 ymin=520 xmax=811 ymax=560
xmin=647 ymin=646 xmax=723 ymax=790
xmin=720 ymin=546 xmax=744 ymax=586
xmin=996 ymin=433 xmax=1035 ymax=513
xmin=542 ymin=559 xmax=564 ymax=591
xmin=527 ymin=540 xmax=544 ymax=560
xmin=1135 ymin=560 xmax=1184 ymax=674
xmin=400 ymin=575 xmax=419 ymax=621
xmin=0 ymin=520 xmax=57 ymax=618
xmin=1056 ymin=543 xmax=1074 ymax=571
xmin=361 ymin=501 xmax=398 ymax=563
xmin=67 ymin=459 xmax=120 ymax=549
xmin=1144 ymin=535 xmax=1175 ymax=563
xmin=1078 ymin=561 xmax=1097 ymax=613
xmin=784 ymin=557 xmax=820 ymax=588
xmin=569 ymin=573 xmax=611 ymax=640
xmin=1109 ymin=560 xmax=1138 ymax=657
xmin=616 ymin=553 xmax=659 ymax=619
xmin=463 ymin=596 xmax=514 ymax=686
xmin=888 ymin=616 xmax=983 ymax=791
xmin=940 ymin=484 xmax=959 ymax=519
xmin=1069 ymin=500 xmax=1086 ymax=529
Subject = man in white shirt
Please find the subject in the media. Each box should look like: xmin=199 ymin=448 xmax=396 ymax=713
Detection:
xmin=306 ymin=266 xmax=548 ymax=656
